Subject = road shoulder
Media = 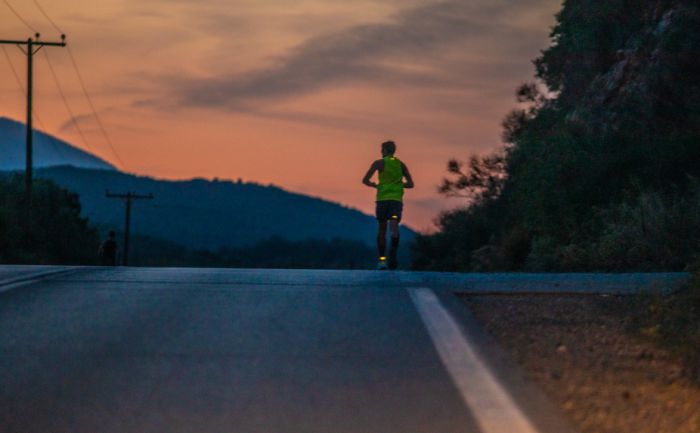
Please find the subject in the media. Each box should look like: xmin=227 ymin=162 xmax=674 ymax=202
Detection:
xmin=464 ymin=294 xmax=700 ymax=433
xmin=419 ymin=288 xmax=579 ymax=433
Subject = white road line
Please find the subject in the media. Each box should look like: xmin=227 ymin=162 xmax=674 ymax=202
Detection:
xmin=409 ymin=288 xmax=541 ymax=433
xmin=0 ymin=268 xmax=78 ymax=294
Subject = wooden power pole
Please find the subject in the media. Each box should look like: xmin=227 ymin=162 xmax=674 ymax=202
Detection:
xmin=0 ymin=33 xmax=66 ymax=206
xmin=105 ymin=191 xmax=154 ymax=266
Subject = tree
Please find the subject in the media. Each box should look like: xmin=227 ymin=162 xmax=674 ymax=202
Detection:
xmin=438 ymin=152 xmax=507 ymax=203
xmin=0 ymin=174 xmax=99 ymax=264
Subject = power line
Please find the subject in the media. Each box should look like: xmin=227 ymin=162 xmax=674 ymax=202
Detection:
xmin=1 ymin=45 xmax=68 ymax=162
xmin=0 ymin=0 xmax=71 ymax=167
xmin=28 ymin=0 xmax=126 ymax=170
xmin=105 ymin=190 xmax=154 ymax=266
xmin=31 ymin=0 xmax=63 ymax=35
xmin=1 ymin=0 xmax=70 ymax=164
xmin=1 ymin=44 xmax=24 ymax=89
xmin=1 ymin=35 xmax=66 ymax=205
xmin=66 ymin=46 xmax=126 ymax=169
xmin=2 ymin=0 xmax=38 ymax=33
xmin=6 ymin=0 xmax=126 ymax=171
xmin=4 ymin=46 xmax=51 ymax=129
xmin=42 ymin=48 xmax=96 ymax=154
xmin=0 ymin=0 xmax=66 ymax=159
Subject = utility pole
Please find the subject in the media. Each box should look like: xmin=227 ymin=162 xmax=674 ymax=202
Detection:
xmin=105 ymin=191 xmax=154 ymax=266
xmin=0 ymin=33 xmax=66 ymax=206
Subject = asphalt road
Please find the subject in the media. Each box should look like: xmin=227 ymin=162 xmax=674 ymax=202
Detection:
xmin=0 ymin=267 xmax=686 ymax=433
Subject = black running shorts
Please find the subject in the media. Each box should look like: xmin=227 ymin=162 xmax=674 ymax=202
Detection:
xmin=375 ymin=200 xmax=403 ymax=222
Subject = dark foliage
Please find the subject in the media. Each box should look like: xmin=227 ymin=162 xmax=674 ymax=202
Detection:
xmin=438 ymin=152 xmax=507 ymax=203
xmin=414 ymin=0 xmax=700 ymax=271
xmin=0 ymin=174 xmax=100 ymax=264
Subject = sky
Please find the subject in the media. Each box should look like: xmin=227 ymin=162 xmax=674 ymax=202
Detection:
xmin=0 ymin=0 xmax=561 ymax=231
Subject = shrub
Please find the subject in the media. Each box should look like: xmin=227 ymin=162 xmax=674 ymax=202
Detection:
xmin=588 ymin=186 xmax=700 ymax=271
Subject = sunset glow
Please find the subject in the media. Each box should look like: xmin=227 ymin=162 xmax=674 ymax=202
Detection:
xmin=0 ymin=0 xmax=560 ymax=230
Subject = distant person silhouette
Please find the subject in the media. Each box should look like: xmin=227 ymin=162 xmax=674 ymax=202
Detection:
xmin=362 ymin=140 xmax=414 ymax=270
xmin=99 ymin=230 xmax=118 ymax=266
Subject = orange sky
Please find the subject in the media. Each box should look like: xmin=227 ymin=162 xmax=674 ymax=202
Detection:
xmin=0 ymin=0 xmax=560 ymax=231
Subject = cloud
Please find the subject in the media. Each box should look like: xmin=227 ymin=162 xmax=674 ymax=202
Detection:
xmin=59 ymin=113 xmax=95 ymax=133
xmin=157 ymin=0 xmax=513 ymax=110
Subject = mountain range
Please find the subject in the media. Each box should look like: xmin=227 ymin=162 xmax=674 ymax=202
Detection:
xmin=0 ymin=117 xmax=115 ymax=171
xmin=1 ymin=117 xmax=414 ymax=251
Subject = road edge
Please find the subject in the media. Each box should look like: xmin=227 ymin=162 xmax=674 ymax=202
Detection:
xmin=431 ymin=287 xmax=580 ymax=433
xmin=0 ymin=266 xmax=86 ymax=294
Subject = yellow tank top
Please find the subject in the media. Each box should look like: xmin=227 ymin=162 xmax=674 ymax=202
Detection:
xmin=377 ymin=156 xmax=404 ymax=202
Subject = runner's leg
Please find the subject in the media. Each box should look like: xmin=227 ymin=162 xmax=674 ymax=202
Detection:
xmin=377 ymin=220 xmax=388 ymax=259
xmin=388 ymin=219 xmax=399 ymax=269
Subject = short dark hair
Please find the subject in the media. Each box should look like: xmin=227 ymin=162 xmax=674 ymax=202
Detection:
xmin=108 ymin=230 xmax=116 ymax=238
xmin=381 ymin=140 xmax=396 ymax=155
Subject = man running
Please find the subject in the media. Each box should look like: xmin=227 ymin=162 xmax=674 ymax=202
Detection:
xmin=362 ymin=140 xmax=414 ymax=270
xmin=98 ymin=230 xmax=119 ymax=266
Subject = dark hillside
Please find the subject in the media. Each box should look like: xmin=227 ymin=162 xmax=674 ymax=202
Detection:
xmin=414 ymin=0 xmax=700 ymax=271
xmin=36 ymin=166 xmax=414 ymax=250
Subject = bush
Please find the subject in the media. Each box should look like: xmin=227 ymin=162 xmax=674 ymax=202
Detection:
xmin=588 ymin=186 xmax=700 ymax=271
xmin=411 ymin=199 xmax=503 ymax=271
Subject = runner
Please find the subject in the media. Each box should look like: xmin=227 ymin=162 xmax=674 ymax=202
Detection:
xmin=362 ymin=140 xmax=414 ymax=270
xmin=98 ymin=230 xmax=119 ymax=266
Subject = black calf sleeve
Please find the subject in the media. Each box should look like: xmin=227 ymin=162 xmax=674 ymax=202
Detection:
xmin=377 ymin=235 xmax=387 ymax=258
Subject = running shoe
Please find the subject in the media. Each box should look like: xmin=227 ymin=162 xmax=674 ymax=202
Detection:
xmin=388 ymin=255 xmax=398 ymax=270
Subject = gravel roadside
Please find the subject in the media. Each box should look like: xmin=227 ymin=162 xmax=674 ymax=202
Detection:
xmin=464 ymin=294 xmax=700 ymax=433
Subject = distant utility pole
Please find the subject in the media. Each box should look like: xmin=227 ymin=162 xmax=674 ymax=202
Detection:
xmin=105 ymin=191 xmax=154 ymax=266
xmin=0 ymin=33 xmax=66 ymax=206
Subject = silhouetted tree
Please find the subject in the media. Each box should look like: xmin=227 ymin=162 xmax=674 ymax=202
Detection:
xmin=438 ymin=152 xmax=506 ymax=203
xmin=0 ymin=174 xmax=100 ymax=264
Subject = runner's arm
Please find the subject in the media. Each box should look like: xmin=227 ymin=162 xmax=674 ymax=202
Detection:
xmin=401 ymin=162 xmax=415 ymax=189
xmin=362 ymin=160 xmax=381 ymax=188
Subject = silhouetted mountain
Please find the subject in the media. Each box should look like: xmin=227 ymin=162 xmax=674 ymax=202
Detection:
xmin=0 ymin=117 xmax=115 ymax=171
xmin=35 ymin=165 xmax=414 ymax=250
xmin=1 ymin=117 xmax=414 ymax=257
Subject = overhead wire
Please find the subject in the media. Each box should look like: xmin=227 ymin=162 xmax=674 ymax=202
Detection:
xmin=2 ymin=0 xmax=38 ymax=34
xmin=1 ymin=44 xmax=24 ymax=90
xmin=2 ymin=47 xmax=40 ymax=122
xmin=5 ymin=0 xmax=128 ymax=170
xmin=1 ymin=44 xmax=69 ymax=162
xmin=32 ymin=0 xmax=127 ymax=170
xmin=42 ymin=49 xmax=96 ymax=154
xmin=31 ymin=0 xmax=63 ymax=35
xmin=3 ymin=0 xmax=70 ymax=162
xmin=65 ymin=46 xmax=126 ymax=169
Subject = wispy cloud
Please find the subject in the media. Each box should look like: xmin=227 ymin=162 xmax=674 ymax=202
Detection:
xmin=59 ymin=113 xmax=94 ymax=133
xmin=151 ymin=0 xmax=551 ymax=111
